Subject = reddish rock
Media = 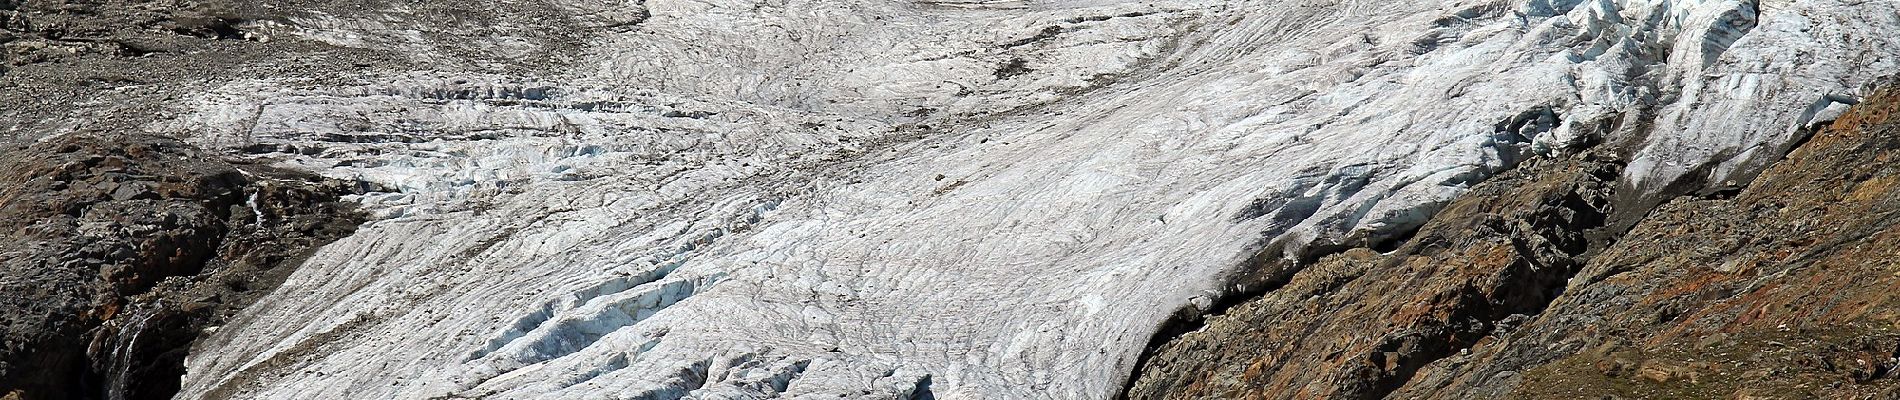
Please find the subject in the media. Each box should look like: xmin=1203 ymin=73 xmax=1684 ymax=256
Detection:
xmin=1126 ymin=82 xmax=1900 ymax=400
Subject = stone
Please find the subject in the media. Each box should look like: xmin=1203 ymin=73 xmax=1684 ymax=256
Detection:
xmin=0 ymin=133 xmax=363 ymax=400
xmin=1131 ymin=80 xmax=1900 ymax=399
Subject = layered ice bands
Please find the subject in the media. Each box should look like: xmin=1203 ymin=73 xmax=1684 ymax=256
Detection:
xmin=160 ymin=0 xmax=1898 ymax=399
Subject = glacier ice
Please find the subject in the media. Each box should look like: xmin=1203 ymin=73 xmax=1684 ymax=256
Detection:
xmin=155 ymin=0 xmax=1898 ymax=398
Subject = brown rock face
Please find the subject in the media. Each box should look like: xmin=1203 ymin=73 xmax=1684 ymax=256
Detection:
xmin=1126 ymin=147 xmax=1624 ymax=400
xmin=0 ymin=134 xmax=365 ymax=400
xmin=1125 ymin=82 xmax=1900 ymax=400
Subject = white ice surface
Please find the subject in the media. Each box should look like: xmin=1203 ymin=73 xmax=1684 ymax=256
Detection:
xmin=159 ymin=0 xmax=1898 ymax=399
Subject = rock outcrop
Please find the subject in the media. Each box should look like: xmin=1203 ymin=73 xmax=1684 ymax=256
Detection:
xmin=1126 ymin=149 xmax=1624 ymax=399
xmin=0 ymin=133 xmax=363 ymax=400
xmin=1126 ymin=80 xmax=1900 ymax=399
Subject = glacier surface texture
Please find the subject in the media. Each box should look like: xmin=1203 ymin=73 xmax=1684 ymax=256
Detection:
xmin=154 ymin=0 xmax=1898 ymax=398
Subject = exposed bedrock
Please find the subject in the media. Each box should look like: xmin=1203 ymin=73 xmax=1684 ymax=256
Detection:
xmin=0 ymin=133 xmax=363 ymax=400
xmin=1126 ymin=80 xmax=1900 ymax=399
xmin=1127 ymin=143 xmax=1625 ymax=400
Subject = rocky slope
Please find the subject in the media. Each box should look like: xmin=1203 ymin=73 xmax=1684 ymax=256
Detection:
xmin=0 ymin=134 xmax=363 ymax=400
xmin=1 ymin=2 xmax=382 ymax=399
xmin=2 ymin=0 xmax=1899 ymax=399
xmin=1127 ymin=78 xmax=1900 ymax=400
xmin=1126 ymin=148 xmax=1626 ymax=399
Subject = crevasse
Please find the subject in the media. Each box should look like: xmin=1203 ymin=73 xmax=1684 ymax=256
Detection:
xmin=162 ymin=0 xmax=1897 ymax=398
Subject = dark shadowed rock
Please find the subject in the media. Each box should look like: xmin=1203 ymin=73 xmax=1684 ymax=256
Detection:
xmin=0 ymin=133 xmax=364 ymax=400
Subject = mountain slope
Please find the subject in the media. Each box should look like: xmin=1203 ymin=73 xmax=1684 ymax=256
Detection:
xmin=160 ymin=1 xmax=1897 ymax=399
xmin=2 ymin=0 xmax=1896 ymax=399
xmin=1128 ymin=78 xmax=1900 ymax=400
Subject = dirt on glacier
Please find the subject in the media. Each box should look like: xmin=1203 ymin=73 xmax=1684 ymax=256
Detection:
xmin=1124 ymin=80 xmax=1900 ymax=399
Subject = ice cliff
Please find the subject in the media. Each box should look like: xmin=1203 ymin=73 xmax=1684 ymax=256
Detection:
xmin=122 ymin=0 xmax=1899 ymax=398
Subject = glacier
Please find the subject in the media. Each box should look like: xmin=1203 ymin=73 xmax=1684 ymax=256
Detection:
xmin=148 ymin=0 xmax=1898 ymax=398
